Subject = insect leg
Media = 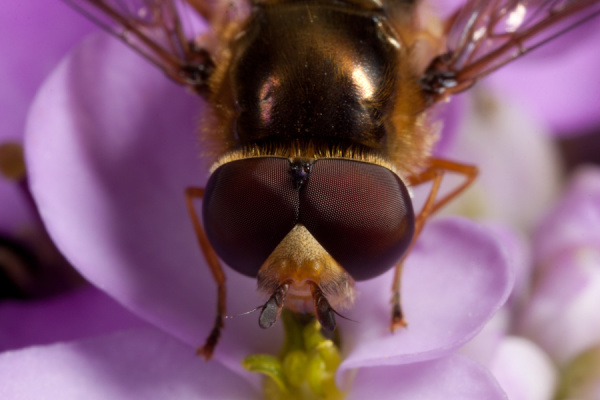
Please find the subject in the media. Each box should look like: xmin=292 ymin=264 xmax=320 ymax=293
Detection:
xmin=185 ymin=187 xmax=226 ymax=360
xmin=390 ymin=158 xmax=478 ymax=331
xmin=408 ymin=158 xmax=479 ymax=232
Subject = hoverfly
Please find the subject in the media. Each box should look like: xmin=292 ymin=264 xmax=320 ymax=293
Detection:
xmin=62 ymin=0 xmax=600 ymax=359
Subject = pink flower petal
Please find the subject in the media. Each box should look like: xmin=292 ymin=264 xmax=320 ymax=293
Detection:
xmin=519 ymin=248 xmax=600 ymax=365
xmin=0 ymin=1 xmax=95 ymax=143
xmin=535 ymin=167 xmax=600 ymax=262
xmin=459 ymin=309 xmax=510 ymax=367
xmin=489 ymin=20 xmax=600 ymax=135
xmin=1 ymin=2 xmax=93 ymax=234
xmin=0 ymin=327 xmax=260 ymax=400
xmin=0 ymin=285 xmax=147 ymax=352
xmin=438 ymin=91 xmax=561 ymax=231
xmin=483 ymin=223 xmax=533 ymax=311
xmin=339 ymin=218 xmax=514 ymax=370
xmin=346 ymin=354 xmax=507 ymax=400
xmin=489 ymin=337 xmax=557 ymax=400
xmin=519 ymin=167 xmax=600 ymax=364
xmin=25 ymin=32 xmax=281 ymax=378
xmin=458 ymin=225 xmax=531 ymax=366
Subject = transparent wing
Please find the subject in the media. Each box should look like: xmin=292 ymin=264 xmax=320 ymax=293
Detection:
xmin=421 ymin=0 xmax=600 ymax=103
xmin=63 ymin=0 xmax=214 ymax=93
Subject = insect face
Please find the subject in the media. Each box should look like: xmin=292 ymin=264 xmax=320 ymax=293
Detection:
xmin=202 ymin=156 xmax=415 ymax=325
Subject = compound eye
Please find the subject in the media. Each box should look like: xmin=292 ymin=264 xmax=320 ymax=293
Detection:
xmin=300 ymin=159 xmax=414 ymax=281
xmin=202 ymin=158 xmax=298 ymax=277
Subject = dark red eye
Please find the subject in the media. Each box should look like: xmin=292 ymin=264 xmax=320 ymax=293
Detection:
xmin=202 ymin=158 xmax=298 ymax=277
xmin=202 ymin=157 xmax=414 ymax=280
xmin=300 ymin=159 xmax=414 ymax=281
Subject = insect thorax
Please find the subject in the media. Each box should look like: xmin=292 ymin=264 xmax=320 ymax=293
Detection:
xmin=229 ymin=3 xmax=405 ymax=149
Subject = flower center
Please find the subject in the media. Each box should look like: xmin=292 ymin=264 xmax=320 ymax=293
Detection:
xmin=243 ymin=310 xmax=344 ymax=399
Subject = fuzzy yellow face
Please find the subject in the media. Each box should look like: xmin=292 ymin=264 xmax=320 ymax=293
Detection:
xmin=257 ymin=223 xmax=355 ymax=314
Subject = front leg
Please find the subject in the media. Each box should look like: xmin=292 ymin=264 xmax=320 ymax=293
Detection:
xmin=391 ymin=158 xmax=478 ymax=330
xmin=185 ymin=187 xmax=226 ymax=360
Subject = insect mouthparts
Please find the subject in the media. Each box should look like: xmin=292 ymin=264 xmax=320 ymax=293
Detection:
xmin=310 ymin=282 xmax=337 ymax=332
xmin=258 ymin=280 xmax=339 ymax=332
xmin=259 ymin=282 xmax=290 ymax=329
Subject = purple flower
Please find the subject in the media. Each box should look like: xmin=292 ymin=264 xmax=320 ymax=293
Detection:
xmin=487 ymin=336 xmax=558 ymax=400
xmin=518 ymin=167 xmax=600 ymax=367
xmin=456 ymin=166 xmax=600 ymax=399
xmin=0 ymin=285 xmax=148 ymax=352
xmin=0 ymin=1 xmax=95 ymax=298
xmin=457 ymin=225 xmax=559 ymax=400
xmin=450 ymin=100 xmax=600 ymax=400
xmin=434 ymin=71 xmax=600 ymax=399
xmin=1 ymin=30 xmax=517 ymax=398
xmin=8 ymin=1 xmax=600 ymax=398
xmin=0 ymin=0 xmax=94 ymax=143
xmin=0 ymin=274 xmax=511 ymax=399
